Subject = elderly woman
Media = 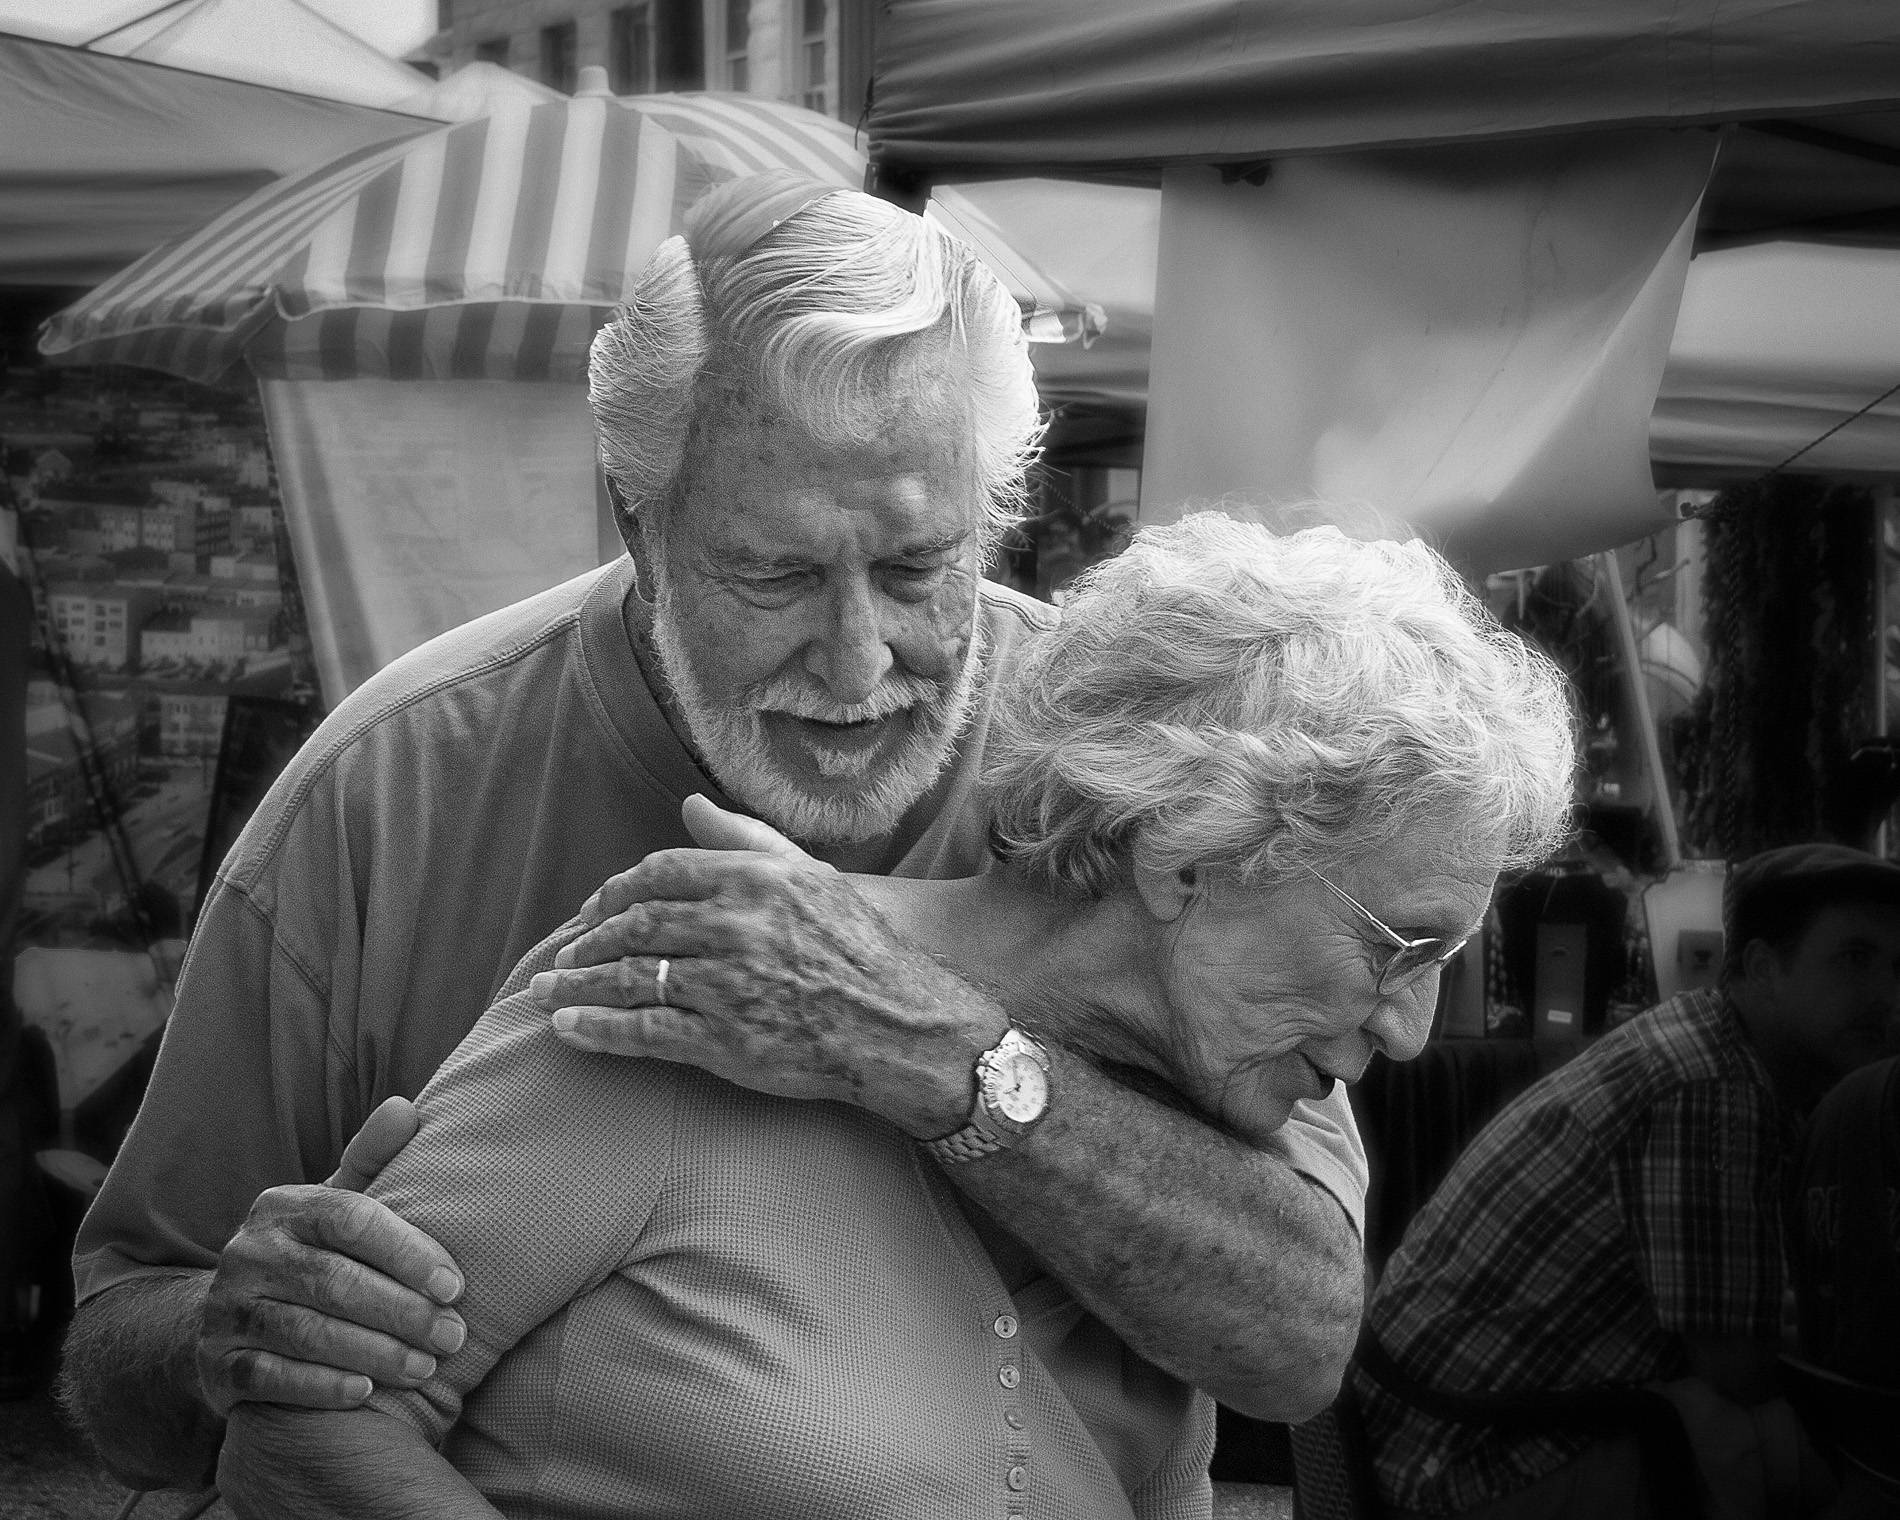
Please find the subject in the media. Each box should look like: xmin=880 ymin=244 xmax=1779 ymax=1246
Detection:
xmin=220 ymin=514 xmax=1574 ymax=1520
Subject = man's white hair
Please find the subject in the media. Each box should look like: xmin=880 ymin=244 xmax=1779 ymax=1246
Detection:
xmin=588 ymin=182 xmax=1044 ymax=557
xmin=984 ymin=514 xmax=1579 ymax=896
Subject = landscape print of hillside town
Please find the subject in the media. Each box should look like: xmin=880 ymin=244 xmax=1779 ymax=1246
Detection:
xmin=2 ymin=357 xmax=318 ymax=1086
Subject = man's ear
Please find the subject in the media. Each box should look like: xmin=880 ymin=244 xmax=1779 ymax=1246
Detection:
xmin=1738 ymin=936 xmax=1781 ymax=985
xmin=1133 ymin=860 xmax=1200 ymax=925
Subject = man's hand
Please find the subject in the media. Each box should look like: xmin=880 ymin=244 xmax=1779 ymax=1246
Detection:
xmin=530 ymin=797 xmax=994 ymax=1140
xmin=196 ymin=1096 xmax=469 ymax=1416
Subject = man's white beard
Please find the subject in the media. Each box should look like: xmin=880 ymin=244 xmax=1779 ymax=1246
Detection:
xmin=649 ymin=563 xmax=984 ymax=845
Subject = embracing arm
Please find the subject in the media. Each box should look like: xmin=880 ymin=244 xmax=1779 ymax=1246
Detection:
xmin=536 ymin=803 xmax=1365 ymax=1420
xmin=220 ymin=1405 xmax=501 ymax=1520
xmin=549 ymin=943 xmax=1361 ymax=1418
xmin=942 ymin=1053 xmax=1363 ymax=1421
xmin=59 ymin=1274 xmax=222 ymax=1491
xmin=60 ymin=1101 xmax=467 ymax=1491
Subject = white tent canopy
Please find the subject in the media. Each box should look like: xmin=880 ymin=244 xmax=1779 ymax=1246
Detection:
xmin=391 ymin=59 xmax=563 ymax=121
xmin=868 ymin=2 xmax=1900 ymax=569
xmin=86 ymin=0 xmax=429 ymax=111
xmin=0 ymin=30 xmax=431 ymax=285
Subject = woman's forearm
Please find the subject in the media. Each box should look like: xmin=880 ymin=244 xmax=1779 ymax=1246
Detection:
xmin=218 ymin=1404 xmax=503 ymax=1520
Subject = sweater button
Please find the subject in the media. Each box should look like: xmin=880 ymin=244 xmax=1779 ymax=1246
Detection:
xmin=999 ymin=1364 xmax=1021 ymax=1389
xmin=1007 ymin=1465 xmax=1028 ymax=1492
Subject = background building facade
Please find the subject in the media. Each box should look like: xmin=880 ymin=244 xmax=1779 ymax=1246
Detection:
xmin=427 ymin=0 xmax=873 ymax=125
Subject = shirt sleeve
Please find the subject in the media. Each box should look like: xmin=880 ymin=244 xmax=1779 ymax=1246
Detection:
xmin=73 ymin=870 xmax=356 ymax=1304
xmin=364 ymin=931 xmax=678 ymax=1444
xmin=1262 ymin=1084 xmax=1369 ymax=1238
xmin=1631 ymin=1080 xmax=1783 ymax=1340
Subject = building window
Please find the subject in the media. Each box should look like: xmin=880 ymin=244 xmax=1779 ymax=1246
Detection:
xmin=609 ymin=5 xmax=651 ymax=92
xmin=611 ymin=1 xmax=702 ymax=93
xmin=797 ymin=0 xmax=831 ymax=115
xmin=656 ymin=0 xmax=705 ymax=91
xmin=541 ymin=21 xmax=579 ymax=92
xmin=723 ymin=0 xmax=749 ymax=91
xmin=474 ymin=36 xmax=510 ymax=67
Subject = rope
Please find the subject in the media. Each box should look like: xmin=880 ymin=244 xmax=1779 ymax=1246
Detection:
xmin=1766 ymin=376 xmax=1900 ymax=477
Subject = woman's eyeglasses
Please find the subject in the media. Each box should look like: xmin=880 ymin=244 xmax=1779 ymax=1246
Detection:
xmin=1303 ymin=866 xmax=1475 ymax=995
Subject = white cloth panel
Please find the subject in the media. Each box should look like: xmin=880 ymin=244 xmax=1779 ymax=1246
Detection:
xmin=261 ymin=378 xmax=607 ymax=707
xmin=1654 ymin=241 xmax=1900 ymax=474
xmin=1141 ymin=131 xmax=1718 ymax=574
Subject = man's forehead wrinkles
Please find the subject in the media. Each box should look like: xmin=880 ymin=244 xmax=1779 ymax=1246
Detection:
xmin=717 ymin=529 xmax=970 ymax=572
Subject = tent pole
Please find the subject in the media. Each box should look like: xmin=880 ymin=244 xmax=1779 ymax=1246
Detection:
xmin=1877 ymin=486 xmax=1892 ymax=857
xmin=1597 ymin=548 xmax=1682 ymax=870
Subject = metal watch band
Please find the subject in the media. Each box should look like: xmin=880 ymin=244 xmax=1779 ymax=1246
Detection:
xmin=920 ymin=1125 xmax=1009 ymax=1165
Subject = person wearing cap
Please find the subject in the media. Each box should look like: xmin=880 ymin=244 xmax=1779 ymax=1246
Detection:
xmin=1355 ymin=841 xmax=1900 ymax=1519
xmin=64 ymin=177 xmax=1372 ymax=1493
xmin=1789 ymin=1054 xmax=1900 ymax=1390
xmin=1785 ymin=1053 xmax=1900 ymax=1518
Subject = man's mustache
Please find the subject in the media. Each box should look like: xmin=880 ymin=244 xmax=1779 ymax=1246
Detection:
xmin=749 ymin=672 xmax=949 ymax=724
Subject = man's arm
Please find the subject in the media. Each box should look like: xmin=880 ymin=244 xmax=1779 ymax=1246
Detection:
xmin=944 ymin=1049 xmax=1364 ymax=1420
xmin=62 ymin=1101 xmax=468 ymax=1490
xmin=220 ymin=1405 xmax=502 ymax=1520
xmin=59 ymin=1274 xmax=221 ymax=1491
xmin=535 ymin=809 xmax=1365 ymax=1419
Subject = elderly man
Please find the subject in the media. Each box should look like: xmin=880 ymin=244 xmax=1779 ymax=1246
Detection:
xmin=62 ymin=173 xmax=1367 ymax=1492
xmin=1357 ymin=842 xmax=1900 ymax=1519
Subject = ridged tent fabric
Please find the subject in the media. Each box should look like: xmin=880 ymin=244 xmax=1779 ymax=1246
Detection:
xmin=40 ymin=85 xmax=1098 ymax=386
xmin=865 ymin=0 xmax=1900 ymax=578
xmin=869 ymin=0 xmax=1900 ymax=210
xmin=0 ymin=30 xmax=432 ymax=286
xmin=37 ymin=91 xmax=866 ymax=386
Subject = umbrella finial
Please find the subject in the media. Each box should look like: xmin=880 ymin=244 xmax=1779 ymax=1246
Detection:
xmin=577 ymin=64 xmax=612 ymax=98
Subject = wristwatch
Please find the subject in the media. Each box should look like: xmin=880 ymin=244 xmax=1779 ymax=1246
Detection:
xmin=922 ymin=1027 xmax=1053 ymax=1164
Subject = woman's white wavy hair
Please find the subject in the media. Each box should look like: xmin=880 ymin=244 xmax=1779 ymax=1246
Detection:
xmin=588 ymin=186 xmax=1044 ymax=556
xmin=985 ymin=513 xmax=1579 ymax=897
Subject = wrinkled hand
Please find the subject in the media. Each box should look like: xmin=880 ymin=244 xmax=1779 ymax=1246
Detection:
xmin=531 ymin=796 xmax=998 ymax=1138
xmin=197 ymin=1096 xmax=468 ymax=1416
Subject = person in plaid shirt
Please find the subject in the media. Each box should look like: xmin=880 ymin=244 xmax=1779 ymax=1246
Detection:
xmin=1356 ymin=842 xmax=1900 ymax=1519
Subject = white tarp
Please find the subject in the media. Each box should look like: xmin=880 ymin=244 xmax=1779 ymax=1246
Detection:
xmin=944 ymin=170 xmax=1900 ymax=505
xmin=1653 ymin=242 xmax=1900 ymax=477
xmin=1139 ymin=131 xmax=1719 ymax=574
xmin=260 ymin=378 xmax=613 ymax=705
xmin=88 ymin=0 xmax=428 ymax=111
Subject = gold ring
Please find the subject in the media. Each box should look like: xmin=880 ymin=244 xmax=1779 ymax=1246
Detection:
xmin=654 ymin=958 xmax=670 ymax=1007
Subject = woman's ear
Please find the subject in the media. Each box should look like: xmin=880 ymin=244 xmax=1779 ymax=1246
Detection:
xmin=1133 ymin=861 xmax=1199 ymax=924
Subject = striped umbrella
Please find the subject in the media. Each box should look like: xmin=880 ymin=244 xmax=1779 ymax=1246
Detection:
xmin=40 ymin=78 xmax=1097 ymax=387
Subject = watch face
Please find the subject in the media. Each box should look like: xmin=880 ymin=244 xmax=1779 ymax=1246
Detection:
xmin=988 ymin=1051 xmax=1050 ymax=1124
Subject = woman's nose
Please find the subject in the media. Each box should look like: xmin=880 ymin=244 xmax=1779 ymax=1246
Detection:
xmin=1366 ymin=983 xmax=1435 ymax=1064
